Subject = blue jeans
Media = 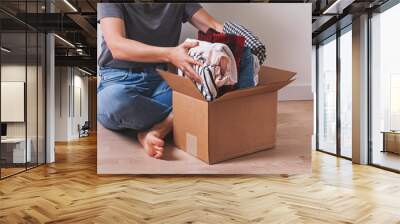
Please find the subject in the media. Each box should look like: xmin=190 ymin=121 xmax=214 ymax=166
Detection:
xmin=97 ymin=67 xmax=172 ymax=132
xmin=237 ymin=47 xmax=255 ymax=89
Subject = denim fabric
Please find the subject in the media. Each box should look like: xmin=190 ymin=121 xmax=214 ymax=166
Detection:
xmin=237 ymin=47 xmax=255 ymax=89
xmin=97 ymin=67 xmax=172 ymax=132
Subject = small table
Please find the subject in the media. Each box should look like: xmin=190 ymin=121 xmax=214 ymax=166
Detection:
xmin=381 ymin=131 xmax=400 ymax=154
xmin=1 ymin=138 xmax=32 ymax=166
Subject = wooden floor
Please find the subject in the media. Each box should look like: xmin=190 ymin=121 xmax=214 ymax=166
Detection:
xmin=1 ymin=167 xmax=26 ymax=178
xmin=372 ymin=150 xmax=400 ymax=171
xmin=0 ymin=135 xmax=400 ymax=223
xmin=98 ymin=101 xmax=312 ymax=174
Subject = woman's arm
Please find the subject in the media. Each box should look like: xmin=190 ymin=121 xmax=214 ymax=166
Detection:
xmin=101 ymin=17 xmax=202 ymax=82
xmin=189 ymin=8 xmax=224 ymax=33
xmin=101 ymin=17 xmax=169 ymax=63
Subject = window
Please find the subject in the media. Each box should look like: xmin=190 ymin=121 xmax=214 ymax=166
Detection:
xmin=317 ymin=36 xmax=337 ymax=154
xmin=370 ymin=3 xmax=400 ymax=171
xmin=316 ymin=25 xmax=353 ymax=159
xmin=0 ymin=1 xmax=47 ymax=179
xmin=339 ymin=28 xmax=352 ymax=158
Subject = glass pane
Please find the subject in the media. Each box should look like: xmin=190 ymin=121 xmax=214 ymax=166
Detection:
xmin=317 ymin=37 xmax=337 ymax=154
xmin=0 ymin=1 xmax=46 ymax=178
xmin=27 ymin=31 xmax=38 ymax=169
xmin=340 ymin=29 xmax=352 ymax=158
xmin=26 ymin=0 xmax=41 ymax=170
xmin=1 ymin=30 xmax=27 ymax=177
xmin=371 ymin=4 xmax=400 ymax=171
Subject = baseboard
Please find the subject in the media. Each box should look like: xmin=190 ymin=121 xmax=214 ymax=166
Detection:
xmin=278 ymin=84 xmax=313 ymax=101
xmin=55 ymin=134 xmax=79 ymax=142
xmin=54 ymin=136 xmax=68 ymax=142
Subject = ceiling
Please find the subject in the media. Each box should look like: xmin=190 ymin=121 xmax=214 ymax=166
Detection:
xmin=0 ymin=0 xmax=99 ymax=74
xmin=309 ymin=0 xmax=390 ymax=43
xmin=0 ymin=0 xmax=395 ymax=73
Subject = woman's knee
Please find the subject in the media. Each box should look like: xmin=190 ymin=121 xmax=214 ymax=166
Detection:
xmin=98 ymin=84 xmax=138 ymax=115
xmin=98 ymin=83 xmax=172 ymax=131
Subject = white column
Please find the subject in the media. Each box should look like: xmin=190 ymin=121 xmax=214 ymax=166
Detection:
xmin=312 ymin=45 xmax=317 ymax=150
xmin=45 ymin=1 xmax=56 ymax=163
xmin=46 ymin=33 xmax=55 ymax=163
xmin=352 ymin=14 xmax=369 ymax=164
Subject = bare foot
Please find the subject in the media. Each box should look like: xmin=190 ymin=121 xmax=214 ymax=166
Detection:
xmin=137 ymin=131 xmax=165 ymax=159
xmin=137 ymin=113 xmax=173 ymax=159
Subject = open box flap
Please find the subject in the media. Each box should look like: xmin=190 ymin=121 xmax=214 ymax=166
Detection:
xmin=259 ymin=66 xmax=296 ymax=85
xmin=157 ymin=69 xmax=206 ymax=101
xmin=213 ymin=79 xmax=295 ymax=103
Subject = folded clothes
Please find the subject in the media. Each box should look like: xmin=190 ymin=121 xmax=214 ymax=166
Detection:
xmin=223 ymin=21 xmax=267 ymax=65
xmin=198 ymin=28 xmax=245 ymax=71
xmin=237 ymin=47 xmax=256 ymax=89
xmin=179 ymin=22 xmax=265 ymax=101
xmin=178 ymin=39 xmax=238 ymax=101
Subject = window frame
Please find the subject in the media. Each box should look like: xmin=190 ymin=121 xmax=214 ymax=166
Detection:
xmin=315 ymin=24 xmax=353 ymax=161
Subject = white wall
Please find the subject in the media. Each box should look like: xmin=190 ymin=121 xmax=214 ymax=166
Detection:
xmin=54 ymin=67 xmax=89 ymax=141
xmin=72 ymin=73 xmax=89 ymax=138
xmin=180 ymin=3 xmax=312 ymax=101
xmin=55 ymin=66 xmax=69 ymax=141
xmin=1 ymin=65 xmax=40 ymax=138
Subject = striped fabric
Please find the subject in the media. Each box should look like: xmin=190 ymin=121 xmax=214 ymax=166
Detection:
xmin=178 ymin=40 xmax=238 ymax=102
xmin=179 ymin=51 xmax=219 ymax=101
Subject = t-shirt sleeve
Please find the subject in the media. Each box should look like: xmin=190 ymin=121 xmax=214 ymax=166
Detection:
xmin=182 ymin=3 xmax=202 ymax=23
xmin=97 ymin=3 xmax=125 ymax=23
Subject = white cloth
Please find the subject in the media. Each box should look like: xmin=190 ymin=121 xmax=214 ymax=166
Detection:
xmin=178 ymin=39 xmax=238 ymax=101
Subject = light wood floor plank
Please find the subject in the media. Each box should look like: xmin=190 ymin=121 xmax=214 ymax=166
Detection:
xmin=1 ymin=133 xmax=400 ymax=222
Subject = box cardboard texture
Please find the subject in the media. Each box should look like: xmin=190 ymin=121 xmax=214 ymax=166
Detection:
xmin=158 ymin=66 xmax=296 ymax=164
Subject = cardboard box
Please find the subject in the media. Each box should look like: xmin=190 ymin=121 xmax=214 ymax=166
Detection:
xmin=158 ymin=66 xmax=296 ymax=164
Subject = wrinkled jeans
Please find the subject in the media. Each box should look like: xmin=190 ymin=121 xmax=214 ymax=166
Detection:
xmin=97 ymin=67 xmax=172 ymax=132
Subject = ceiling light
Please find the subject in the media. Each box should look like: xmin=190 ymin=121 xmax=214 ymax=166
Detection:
xmin=54 ymin=34 xmax=75 ymax=48
xmin=1 ymin=47 xmax=11 ymax=53
xmin=63 ymin=0 xmax=78 ymax=12
xmin=322 ymin=0 xmax=353 ymax=15
xmin=78 ymin=67 xmax=93 ymax=76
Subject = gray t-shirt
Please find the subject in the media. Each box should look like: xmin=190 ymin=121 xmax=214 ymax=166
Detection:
xmin=98 ymin=3 xmax=202 ymax=69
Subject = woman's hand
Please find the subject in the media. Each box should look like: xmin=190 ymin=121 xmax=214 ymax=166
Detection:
xmin=167 ymin=41 xmax=202 ymax=83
